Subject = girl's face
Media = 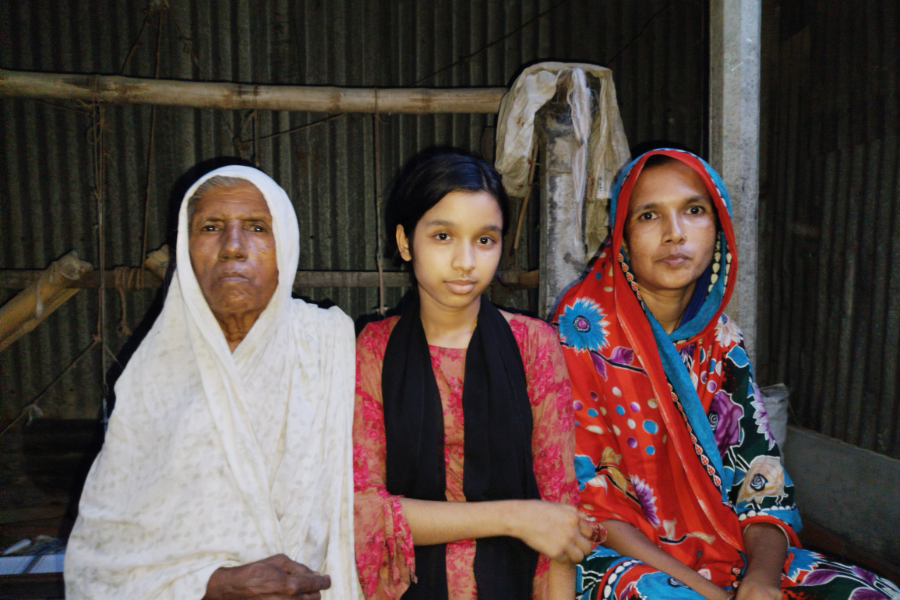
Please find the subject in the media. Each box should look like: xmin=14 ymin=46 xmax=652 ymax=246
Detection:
xmin=397 ymin=190 xmax=503 ymax=313
xmin=623 ymin=161 xmax=717 ymax=297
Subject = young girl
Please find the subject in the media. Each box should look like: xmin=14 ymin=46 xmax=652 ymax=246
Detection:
xmin=353 ymin=149 xmax=600 ymax=600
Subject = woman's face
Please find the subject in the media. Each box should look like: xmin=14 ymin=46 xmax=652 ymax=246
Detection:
xmin=623 ymin=160 xmax=717 ymax=298
xmin=397 ymin=190 xmax=503 ymax=312
xmin=188 ymin=181 xmax=279 ymax=325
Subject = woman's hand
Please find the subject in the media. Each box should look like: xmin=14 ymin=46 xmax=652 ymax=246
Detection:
xmin=737 ymin=523 xmax=787 ymax=600
xmin=733 ymin=575 xmax=782 ymax=600
xmin=203 ymin=554 xmax=331 ymax=600
xmin=507 ymin=500 xmax=595 ymax=563
xmin=601 ymin=520 xmax=730 ymax=600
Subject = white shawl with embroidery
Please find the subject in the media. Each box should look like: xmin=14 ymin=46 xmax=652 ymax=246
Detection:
xmin=65 ymin=166 xmax=359 ymax=600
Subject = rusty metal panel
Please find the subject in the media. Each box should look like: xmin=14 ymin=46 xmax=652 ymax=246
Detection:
xmin=1 ymin=0 xmax=707 ymax=421
xmin=758 ymin=0 xmax=899 ymax=457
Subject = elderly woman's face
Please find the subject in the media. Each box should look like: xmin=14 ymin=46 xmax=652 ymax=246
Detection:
xmin=188 ymin=181 xmax=279 ymax=325
xmin=623 ymin=161 xmax=717 ymax=297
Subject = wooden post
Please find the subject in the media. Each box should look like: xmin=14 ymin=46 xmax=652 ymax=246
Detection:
xmin=709 ymin=0 xmax=762 ymax=361
xmin=536 ymin=99 xmax=586 ymax=318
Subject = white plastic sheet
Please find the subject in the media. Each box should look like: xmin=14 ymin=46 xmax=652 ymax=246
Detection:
xmin=494 ymin=62 xmax=631 ymax=250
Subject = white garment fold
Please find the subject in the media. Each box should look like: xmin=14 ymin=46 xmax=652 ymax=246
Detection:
xmin=65 ymin=166 xmax=360 ymax=600
xmin=494 ymin=62 xmax=631 ymax=250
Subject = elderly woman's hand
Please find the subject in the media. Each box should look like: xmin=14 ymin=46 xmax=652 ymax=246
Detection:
xmin=203 ymin=554 xmax=331 ymax=600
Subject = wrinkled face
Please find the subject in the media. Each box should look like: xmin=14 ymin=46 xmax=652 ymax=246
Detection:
xmin=623 ymin=161 xmax=717 ymax=297
xmin=188 ymin=181 xmax=279 ymax=325
xmin=397 ymin=190 xmax=503 ymax=312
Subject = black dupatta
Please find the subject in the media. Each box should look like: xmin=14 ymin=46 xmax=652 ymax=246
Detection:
xmin=382 ymin=294 xmax=541 ymax=600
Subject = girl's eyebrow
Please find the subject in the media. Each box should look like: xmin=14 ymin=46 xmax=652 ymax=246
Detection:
xmin=424 ymin=219 xmax=502 ymax=233
xmin=424 ymin=218 xmax=455 ymax=227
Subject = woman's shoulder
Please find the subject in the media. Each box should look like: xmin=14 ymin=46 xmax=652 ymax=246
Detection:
xmin=290 ymin=299 xmax=355 ymax=345
xmin=714 ymin=312 xmax=745 ymax=348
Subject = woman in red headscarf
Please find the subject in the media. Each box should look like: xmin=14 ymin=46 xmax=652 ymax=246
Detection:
xmin=554 ymin=149 xmax=899 ymax=600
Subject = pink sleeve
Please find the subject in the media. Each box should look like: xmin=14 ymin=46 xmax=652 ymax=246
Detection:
xmin=353 ymin=320 xmax=416 ymax=600
xmin=510 ymin=317 xmax=580 ymax=599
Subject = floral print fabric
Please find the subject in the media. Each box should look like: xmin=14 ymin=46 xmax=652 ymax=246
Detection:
xmin=576 ymin=546 xmax=900 ymax=599
xmin=354 ymin=314 xmax=579 ymax=599
xmin=554 ymin=149 xmax=898 ymax=599
xmin=557 ymin=246 xmax=797 ymax=590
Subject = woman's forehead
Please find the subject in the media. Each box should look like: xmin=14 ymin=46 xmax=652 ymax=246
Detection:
xmin=629 ymin=161 xmax=711 ymax=207
xmin=195 ymin=181 xmax=269 ymax=212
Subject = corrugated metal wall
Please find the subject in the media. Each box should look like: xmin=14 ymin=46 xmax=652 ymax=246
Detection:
xmin=758 ymin=0 xmax=899 ymax=457
xmin=0 ymin=0 xmax=708 ymax=421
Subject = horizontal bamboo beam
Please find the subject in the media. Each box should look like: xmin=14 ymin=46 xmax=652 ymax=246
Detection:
xmin=0 ymin=269 xmax=408 ymax=290
xmin=0 ymin=69 xmax=506 ymax=114
xmin=0 ymin=268 xmax=540 ymax=290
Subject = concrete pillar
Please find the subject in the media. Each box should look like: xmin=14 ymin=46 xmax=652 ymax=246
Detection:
xmin=536 ymin=101 xmax=586 ymax=318
xmin=709 ymin=0 xmax=762 ymax=361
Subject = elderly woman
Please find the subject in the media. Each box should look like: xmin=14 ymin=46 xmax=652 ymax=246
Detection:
xmin=64 ymin=166 xmax=360 ymax=600
xmin=553 ymin=149 xmax=899 ymax=600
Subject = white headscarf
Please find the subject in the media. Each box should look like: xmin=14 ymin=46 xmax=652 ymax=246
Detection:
xmin=65 ymin=166 xmax=360 ymax=600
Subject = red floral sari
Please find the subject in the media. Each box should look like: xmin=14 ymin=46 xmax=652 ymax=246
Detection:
xmin=554 ymin=150 xmax=898 ymax=599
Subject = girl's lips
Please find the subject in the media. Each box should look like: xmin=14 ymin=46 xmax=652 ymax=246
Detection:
xmin=445 ymin=280 xmax=476 ymax=294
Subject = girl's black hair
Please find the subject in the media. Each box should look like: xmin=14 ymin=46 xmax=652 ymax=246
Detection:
xmin=384 ymin=147 xmax=510 ymax=279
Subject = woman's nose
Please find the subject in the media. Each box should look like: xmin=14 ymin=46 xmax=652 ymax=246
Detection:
xmin=663 ymin=215 xmax=687 ymax=244
xmin=220 ymin=223 xmax=247 ymax=259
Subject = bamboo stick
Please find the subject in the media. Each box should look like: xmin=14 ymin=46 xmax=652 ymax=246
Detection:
xmin=0 ymin=252 xmax=92 ymax=352
xmin=0 ymin=69 xmax=506 ymax=114
xmin=0 ymin=268 xmax=540 ymax=290
xmin=0 ymin=269 xmax=409 ymax=290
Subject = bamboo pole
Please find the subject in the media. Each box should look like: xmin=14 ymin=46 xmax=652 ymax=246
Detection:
xmin=0 ymin=69 xmax=506 ymax=114
xmin=0 ymin=252 xmax=92 ymax=352
xmin=0 ymin=268 xmax=540 ymax=290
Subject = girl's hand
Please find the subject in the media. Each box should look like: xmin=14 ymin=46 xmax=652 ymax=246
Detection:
xmin=507 ymin=500 xmax=594 ymax=563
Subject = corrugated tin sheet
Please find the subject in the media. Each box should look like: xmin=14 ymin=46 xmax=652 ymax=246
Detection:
xmin=758 ymin=0 xmax=899 ymax=457
xmin=0 ymin=0 xmax=708 ymax=420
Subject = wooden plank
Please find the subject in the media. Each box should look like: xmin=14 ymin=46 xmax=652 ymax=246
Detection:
xmin=0 ymin=506 xmax=67 ymax=526
xmin=0 ymin=573 xmax=65 ymax=599
xmin=0 ymin=269 xmax=540 ymax=290
xmin=0 ymin=69 xmax=505 ymax=114
xmin=0 ymin=269 xmax=409 ymax=290
xmin=799 ymin=520 xmax=900 ymax=584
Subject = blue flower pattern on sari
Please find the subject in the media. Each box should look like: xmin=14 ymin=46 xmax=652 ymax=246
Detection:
xmin=559 ymin=299 xmax=611 ymax=352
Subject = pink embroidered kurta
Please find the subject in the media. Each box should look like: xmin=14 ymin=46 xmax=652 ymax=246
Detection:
xmin=354 ymin=314 xmax=579 ymax=600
